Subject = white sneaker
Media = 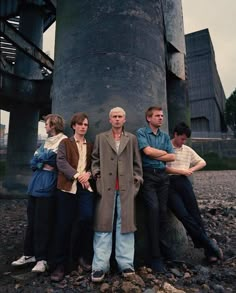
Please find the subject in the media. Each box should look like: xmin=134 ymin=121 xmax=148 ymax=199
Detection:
xmin=32 ymin=260 xmax=47 ymax=273
xmin=11 ymin=255 xmax=36 ymax=266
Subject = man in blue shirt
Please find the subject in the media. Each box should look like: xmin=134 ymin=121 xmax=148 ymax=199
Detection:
xmin=136 ymin=106 xmax=175 ymax=273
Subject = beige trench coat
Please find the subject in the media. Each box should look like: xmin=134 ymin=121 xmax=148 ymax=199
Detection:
xmin=92 ymin=130 xmax=143 ymax=233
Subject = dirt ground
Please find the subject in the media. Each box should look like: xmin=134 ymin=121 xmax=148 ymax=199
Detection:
xmin=0 ymin=170 xmax=235 ymax=292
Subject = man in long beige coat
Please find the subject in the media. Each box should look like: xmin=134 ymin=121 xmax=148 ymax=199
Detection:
xmin=91 ymin=107 xmax=143 ymax=282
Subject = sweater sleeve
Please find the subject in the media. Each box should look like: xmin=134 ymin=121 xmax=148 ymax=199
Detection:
xmin=57 ymin=140 xmax=77 ymax=180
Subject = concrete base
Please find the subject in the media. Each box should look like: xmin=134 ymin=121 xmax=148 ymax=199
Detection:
xmin=0 ymin=180 xmax=28 ymax=199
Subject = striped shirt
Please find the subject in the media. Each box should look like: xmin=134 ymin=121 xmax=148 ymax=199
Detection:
xmin=167 ymin=144 xmax=204 ymax=170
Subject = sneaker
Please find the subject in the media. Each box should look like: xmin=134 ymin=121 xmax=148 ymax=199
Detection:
xmin=91 ymin=270 xmax=105 ymax=283
xmin=32 ymin=260 xmax=47 ymax=273
xmin=151 ymin=258 xmax=167 ymax=273
xmin=11 ymin=255 xmax=36 ymax=266
xmin=122 ymin=268 xmax=135 ymax=278
xmin=50 ymin=265 xmax=65 ymax=282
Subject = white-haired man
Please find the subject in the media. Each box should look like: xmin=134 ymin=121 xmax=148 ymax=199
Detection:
xmin=91 ymin=107 xmax=143 ymax=282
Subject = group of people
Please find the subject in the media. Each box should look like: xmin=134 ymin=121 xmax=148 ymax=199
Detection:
xmin=11 ymin=106 xmax=223 ymax=283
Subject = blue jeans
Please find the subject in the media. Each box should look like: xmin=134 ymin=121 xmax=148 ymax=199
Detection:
xmin=92 ymin=192 xmax=134 ymax=272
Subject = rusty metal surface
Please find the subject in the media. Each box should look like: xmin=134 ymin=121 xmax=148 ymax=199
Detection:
xmin=0 ymin=19 xmax=54 ymax=70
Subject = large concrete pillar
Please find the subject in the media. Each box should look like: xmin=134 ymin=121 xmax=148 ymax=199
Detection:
xmin=52 ymin=0 xmax=188 ymax=262
xmin=167 ymin=77 xmax=190 ymax=135
xmin=52 ymin=0 xmax=168 ymax=137
xmin=3 ymin=2 xmax=43 ymax=195
xmin=161 ymin=0 xmax=188 ymax=134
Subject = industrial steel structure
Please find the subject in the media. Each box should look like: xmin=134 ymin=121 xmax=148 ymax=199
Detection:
xmin=0 ymin=0 xmax=55 ymax=193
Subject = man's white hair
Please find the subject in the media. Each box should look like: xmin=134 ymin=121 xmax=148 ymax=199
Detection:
xmin=109 ymin=107 xmax=126 ymax=117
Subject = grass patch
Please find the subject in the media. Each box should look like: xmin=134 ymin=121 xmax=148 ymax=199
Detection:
xmin=202 ymin=152 xmax=236 ymax=170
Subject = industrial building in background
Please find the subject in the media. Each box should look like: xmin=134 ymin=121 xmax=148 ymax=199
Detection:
xmin=185 ymin=29 xmax=227 ymax=138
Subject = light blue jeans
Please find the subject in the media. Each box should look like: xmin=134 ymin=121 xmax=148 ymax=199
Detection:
xmin=92 ymin=192 xmax=134 ymax=272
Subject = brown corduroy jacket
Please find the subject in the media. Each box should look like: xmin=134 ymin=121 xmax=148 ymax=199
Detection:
xmin=56 ymin=136 xmax=94 ymax=192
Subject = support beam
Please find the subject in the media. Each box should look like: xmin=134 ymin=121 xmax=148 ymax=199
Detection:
xmin=0 ymin=70 xmax=52 ymax=110
xmin=0 ymin=19 xmax=54 ymax=71
xmin=0 ymin=55 xmax=14 ymax=73
xmin=44 ymin=0 xmax=57 ymax=13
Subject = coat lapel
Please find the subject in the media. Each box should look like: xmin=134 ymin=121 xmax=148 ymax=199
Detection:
xmin=105 ymin=131 xmax=117 ymax=153
xmin=118 ymin=133 xmax=129 ymax=155
xmin=105 ymin=130 xmax=130 ymax=155
xmin=70 ymin=136 xmax=79 ymax=156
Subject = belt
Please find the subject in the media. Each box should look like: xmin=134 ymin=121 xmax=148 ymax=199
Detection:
xmin=143 ymin=167 xmax=165 ymax=174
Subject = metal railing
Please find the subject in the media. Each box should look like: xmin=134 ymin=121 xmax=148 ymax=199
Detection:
xmin=191 ymin=131 xmax=234 ymax=139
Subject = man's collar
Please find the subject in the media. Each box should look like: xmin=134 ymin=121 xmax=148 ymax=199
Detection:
xmin=146 ymin=126 xmax=161 ymax=135
xmin=171 ymin=140 xmax=183 ymax=150
xmin=74 ymin=135 xmax=87 ymax=144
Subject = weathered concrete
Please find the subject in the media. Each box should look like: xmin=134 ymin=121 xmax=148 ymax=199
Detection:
xmin=3 ymin=2 xmax=44 ymax=193
xmin=51 ymin=0 xmax=189 ymax=259
xmin=52 ymin=0 xmax=169 ymax=137
xmin=167 ymin=77 xmax=190 ymax=135
xmin=0 ymin=70 xmax=51 ymax=111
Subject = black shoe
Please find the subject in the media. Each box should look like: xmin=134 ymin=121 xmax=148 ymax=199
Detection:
xmin=91 ymin=270 xmax=105 ymax=283
xmin=78 ymin=257 xmax=92 ymax=272
xmin=50 ymin=265 xmax=65 ymax=282
xmin=205 ymin=239 xmax=223 ymax=263
xmin=122 ymin=268 xmax=135 ymax=278
xmin=151 ymin=259 xmax=167 ymax=273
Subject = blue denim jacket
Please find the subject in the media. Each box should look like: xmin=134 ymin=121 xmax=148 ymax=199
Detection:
xmin=27 ymin=145 xmax=57 ymax=197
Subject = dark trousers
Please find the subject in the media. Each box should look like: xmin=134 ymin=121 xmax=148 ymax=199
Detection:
xmin=141 ymin=169 xmax=169 ymax=259
xmin=52 ymin=187 xmax=94 ymax=267
xmin=24 ymin=196 xmax=55 ymax=261
xmin=168 ymin=175 xmax=208 ymax=248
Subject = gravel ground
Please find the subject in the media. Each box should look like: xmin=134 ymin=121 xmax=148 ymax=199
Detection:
xmin=0 ymin=170 xmax=235 ymax=292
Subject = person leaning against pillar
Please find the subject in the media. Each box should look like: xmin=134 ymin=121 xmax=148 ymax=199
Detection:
xmin=11 ymin=114 xmax=67 ymax=273
xmin=50 ymin=112 xmax=96 ymax=282
xmin=91 ymin=107 xmax=143 ymax=283
xmin=166 ymin=122 xmax=223 ymax=263
xmin=136 ymin=106 xmax=175 ymax=273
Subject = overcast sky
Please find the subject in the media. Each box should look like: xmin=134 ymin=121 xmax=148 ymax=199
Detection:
xmin=182 ymin=0 xmax=235 ymax=98
xmin=1 ymin=1 xmax=235 ymax=129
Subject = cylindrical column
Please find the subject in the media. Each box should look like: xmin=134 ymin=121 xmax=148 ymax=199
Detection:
xmin=167 ymin=77 xmax=190 ymax=135
xmin=52 ymin=0 xmax=168 ymax=137
xmin=51 ymin=0 xmax=188 ymax=260
xmin=3 ymin=2 xmax=43 ymax=194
